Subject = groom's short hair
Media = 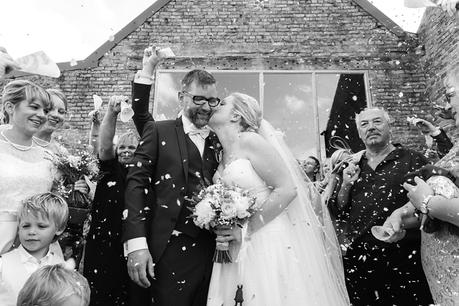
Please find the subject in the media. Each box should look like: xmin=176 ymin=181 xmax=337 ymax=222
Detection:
xmin=181 ymin=69 xmax=216 ymax=91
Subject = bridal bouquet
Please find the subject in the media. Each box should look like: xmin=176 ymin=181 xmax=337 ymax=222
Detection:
xmin=189 ymin=182 xmax=257 ymax=263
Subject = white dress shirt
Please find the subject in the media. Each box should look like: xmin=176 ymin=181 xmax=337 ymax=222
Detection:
xmin=0 ymin=245 xmax=64 ymax=305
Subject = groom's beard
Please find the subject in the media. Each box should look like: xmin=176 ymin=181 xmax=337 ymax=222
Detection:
xmin=188 ymin=108 xmax=212 ymax=128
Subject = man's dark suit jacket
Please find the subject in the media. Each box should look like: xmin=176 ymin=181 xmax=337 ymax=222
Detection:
xmin=123 ymin=83 xmax=219 ymax=262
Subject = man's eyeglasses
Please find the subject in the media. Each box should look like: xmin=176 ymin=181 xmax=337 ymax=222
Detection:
xmin=181 ymin=91 xmax=221 ymax=107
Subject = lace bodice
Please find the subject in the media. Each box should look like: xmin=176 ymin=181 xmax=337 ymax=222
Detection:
xmin=214 ymin=158 xmax=270 ymax=205
xmin=0 ymin=139 xmax=54 ymax=213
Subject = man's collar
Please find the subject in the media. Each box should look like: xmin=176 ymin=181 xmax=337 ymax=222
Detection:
xmin=362 ymin=144 xmax=401 ymax=162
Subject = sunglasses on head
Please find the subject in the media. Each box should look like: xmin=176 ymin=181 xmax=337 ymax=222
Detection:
xmin=181 ymin=91 xmax=221 ymax=107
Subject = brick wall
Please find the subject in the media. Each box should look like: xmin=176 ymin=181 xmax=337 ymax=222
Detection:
xmin=417 ymin=7 xmax=459 ymax=138
xmin=1 ymin=0 xmax=432 ymax=151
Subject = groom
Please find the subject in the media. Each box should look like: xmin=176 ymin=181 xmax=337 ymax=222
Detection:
xmin=123 ymin=55 xmax=221 ymax=305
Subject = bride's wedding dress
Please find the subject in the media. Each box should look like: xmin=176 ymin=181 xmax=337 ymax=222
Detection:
xmin=207 ymin=158 xmax=349 ymax=306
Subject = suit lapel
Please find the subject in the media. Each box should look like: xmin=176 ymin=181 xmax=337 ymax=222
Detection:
xmin=175 ymin=117 xmax=189 ymax=185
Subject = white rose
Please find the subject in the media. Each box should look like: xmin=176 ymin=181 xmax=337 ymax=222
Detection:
xmin=193 ymin=198 xmax=215 ymax=229
xmin=220 ymin=202 xmax=237 ymax=220
xmin=234 ymin=196 xmax=252 ymax=219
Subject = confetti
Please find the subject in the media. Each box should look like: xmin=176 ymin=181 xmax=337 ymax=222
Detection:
xmin=107 ymin=181 xmax=117 ymax=187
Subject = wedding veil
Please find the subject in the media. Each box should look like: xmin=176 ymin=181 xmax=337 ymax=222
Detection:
xmin=257 ymin=119 xmax=350 ymax=305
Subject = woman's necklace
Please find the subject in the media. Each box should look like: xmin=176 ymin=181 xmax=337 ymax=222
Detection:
xmin=0 ymin=130 xmax=33 ymax=151
xmin=33 ymin=136 xmax=51 ymax=148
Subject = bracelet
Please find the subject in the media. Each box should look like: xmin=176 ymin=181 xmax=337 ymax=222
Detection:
xmin=420 ymin=194 xmax=434 ymax=215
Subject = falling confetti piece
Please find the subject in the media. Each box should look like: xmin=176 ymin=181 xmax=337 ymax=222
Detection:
xmin=70 ymin=59 xmax=77 ymax=66
xmin=108 ymin=34 xmax=115 ymax=41
xmin=107 ymin=181 xmax=117 ymax=187
xmin=399 ymin=92 xmax=404 ymax=98
xmin=122 ymin=209 xmax=128 ymax=220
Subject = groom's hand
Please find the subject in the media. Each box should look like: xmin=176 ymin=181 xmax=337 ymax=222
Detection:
xmin=127 ymin=249 xmax=155 ymax=288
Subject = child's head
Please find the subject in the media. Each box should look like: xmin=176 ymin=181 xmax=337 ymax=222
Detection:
xmin=16 ymin=264 xmax=90 ymax=306
xmin=18 ymin=193 xmax=68 ymax=258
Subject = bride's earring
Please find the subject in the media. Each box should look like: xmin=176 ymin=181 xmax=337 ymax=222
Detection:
xmin=230 ymin=112 xmax=241 ymax=123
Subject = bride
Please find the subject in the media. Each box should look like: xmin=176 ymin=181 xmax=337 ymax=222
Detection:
xmin=206 ymin=93 xmax=349 ymax=305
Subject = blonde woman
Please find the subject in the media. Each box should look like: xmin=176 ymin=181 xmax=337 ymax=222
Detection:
xmin=0 ymin=80 xmax=53 ymax=255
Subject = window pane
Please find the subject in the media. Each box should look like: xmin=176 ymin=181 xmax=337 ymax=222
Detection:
xmin=263 ymin=73 xmax=314 ymax=160
xmin=213 ymin=72 xmax=259 ymax=100
xmin=155 ymin=71 xmax=184 ymax=120
xmin=317 ymin=73 xmax=367 ymax=157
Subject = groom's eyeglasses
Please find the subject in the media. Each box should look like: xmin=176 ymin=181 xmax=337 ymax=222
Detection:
xmin=181 ymin=91 xmax=221 ymax=107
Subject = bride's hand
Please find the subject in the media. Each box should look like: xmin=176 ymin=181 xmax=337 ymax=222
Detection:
xmin=214 ymin=226 xmax=242 ymax=243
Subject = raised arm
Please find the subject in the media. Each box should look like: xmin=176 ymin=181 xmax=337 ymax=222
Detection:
xmin=0 ymin=47 xmax=20 ymax=79
xmin=242 ymin=133 xmax=297 ymax=233
xmin=98 ymin=96 xmax=123 ymax=161
xmin=88 ymin=110 xmax=101 ymax=156
xmin=132 ymin=47 xmax=167 ymax=135
xmin=334 ymin=162 xmax=360 ymax=212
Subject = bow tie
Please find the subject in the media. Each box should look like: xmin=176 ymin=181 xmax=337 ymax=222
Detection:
xmin=187 ymin=127 xmax=210 ymax=139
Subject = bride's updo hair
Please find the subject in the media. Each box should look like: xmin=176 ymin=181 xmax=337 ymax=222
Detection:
xmin=1 ymin=80 xmax=50 ymax=124
xmin=229 ymin=92 xmax=262 ymax=132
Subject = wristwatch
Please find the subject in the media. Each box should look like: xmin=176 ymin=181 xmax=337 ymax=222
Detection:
xmin=420 ymin=194 xmax=434 ymax=215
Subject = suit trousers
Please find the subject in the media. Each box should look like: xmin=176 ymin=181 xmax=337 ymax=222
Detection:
xmin=150 ymin=230 xmax=215 ymax=306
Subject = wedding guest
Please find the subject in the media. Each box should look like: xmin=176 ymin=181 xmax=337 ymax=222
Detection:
xmin=0 ymin=80 xmax=53 ymax=255
xmin=33 ymin=89 xmax=90 ymax=199
xmin=33 ymin=89 xmax=68 ymax=152
xmin=328 ymin=107 xmax=433 ymax=305
xmin=0 ymin=47 xmax=19 ymax=79
xmin=323 ymin=148 xmax=353 ymax=206
xmin=411 ymin=117 xmax=453 ymax=158
xmin=0 ymin=193 xmax=68 ymax=305
xmin=32 ymin=88 xmax=90 ymax=263
xmin=302 ymin=156 xmax=320 ymax=182
xmin=16 ymin=264 xmax=90 ymax=306
xmin=382 ymin=67 xmax=459 ymax=305
xmin=83 ymin=96 xmax=148 ymax=306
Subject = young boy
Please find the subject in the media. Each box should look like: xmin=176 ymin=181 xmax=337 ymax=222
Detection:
xmin=16 ymin=264 xmax=90 ymax=306
xmin=0 ymin=192 xmax=68 ymax=305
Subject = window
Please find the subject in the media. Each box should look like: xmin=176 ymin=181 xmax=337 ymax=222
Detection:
xmin=154 ymin=70 xmax=370 ymax=159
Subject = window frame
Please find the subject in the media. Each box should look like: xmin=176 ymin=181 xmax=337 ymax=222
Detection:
xmin=154 ymin=69 xmax=372 ymax=160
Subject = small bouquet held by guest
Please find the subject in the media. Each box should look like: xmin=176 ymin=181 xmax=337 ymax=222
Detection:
xmin=189 ymin=181 xmax=257 ymax=263
xmin=47 ymin=148 xmax=99 ymax=219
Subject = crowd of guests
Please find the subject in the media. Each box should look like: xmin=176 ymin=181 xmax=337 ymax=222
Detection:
xmin=0 ymin=2 xmax=458 ymax=305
